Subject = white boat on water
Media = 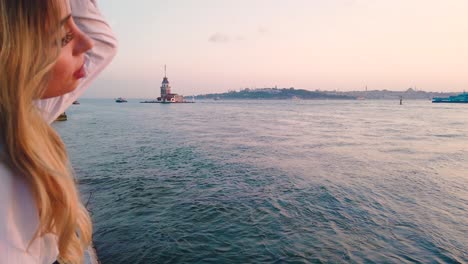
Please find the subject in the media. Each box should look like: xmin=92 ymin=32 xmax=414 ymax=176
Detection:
xmin=115 ymin=97 xmax=127 ymax=103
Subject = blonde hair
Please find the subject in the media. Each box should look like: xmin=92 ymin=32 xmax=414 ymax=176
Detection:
xmin=0 ymin=1 xmax=91 ymax=263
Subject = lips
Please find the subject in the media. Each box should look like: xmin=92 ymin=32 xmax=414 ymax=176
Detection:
xmin=73 ymin=63 xmax=86 ymax=79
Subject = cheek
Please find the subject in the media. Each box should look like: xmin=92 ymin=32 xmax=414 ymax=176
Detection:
xmin=43 ymin=53 xmax=76 ymax=98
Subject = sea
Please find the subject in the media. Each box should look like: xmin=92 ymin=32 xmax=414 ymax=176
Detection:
xmin=53 ymin=99 xmax=468 ymax=264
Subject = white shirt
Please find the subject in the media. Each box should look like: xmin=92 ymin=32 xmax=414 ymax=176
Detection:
xmin=0 ymin=0 xmax=117 ymax=263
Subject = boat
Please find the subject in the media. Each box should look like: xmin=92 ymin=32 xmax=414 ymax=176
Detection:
xmin=115 ymin=97 xmax=128 ymax=103
xmin=432 ymin=92 xmax=468 ymax=103
xmin=56 ymin=112 xmax=67 ymax=121
xmin=72 ymin=100 xmax=80 ymax=105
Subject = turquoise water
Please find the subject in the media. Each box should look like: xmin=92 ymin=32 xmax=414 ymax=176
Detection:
xmin=54 ymin=99 xmax=468 ymax=263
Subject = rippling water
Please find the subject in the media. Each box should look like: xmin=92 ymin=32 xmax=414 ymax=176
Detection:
xmin=54 ymin=99 xmax=468 ymax=263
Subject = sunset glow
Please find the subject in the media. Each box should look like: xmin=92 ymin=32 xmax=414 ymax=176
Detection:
xmin=87 ymin=0 xmax=468 ymax=98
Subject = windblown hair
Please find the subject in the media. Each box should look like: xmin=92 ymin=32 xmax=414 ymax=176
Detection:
xmin=0 ymin=1 xmax=91 ymax=263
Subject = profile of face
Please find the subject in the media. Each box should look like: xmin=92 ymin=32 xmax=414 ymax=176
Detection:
xmin=41 ymin=1 xmax=94 ymax=99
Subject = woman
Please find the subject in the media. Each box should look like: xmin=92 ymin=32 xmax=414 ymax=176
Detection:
xmin=0 ymin=0 xmax=117 ymax=263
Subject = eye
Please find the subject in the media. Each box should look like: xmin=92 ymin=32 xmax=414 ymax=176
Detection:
xmin=61 ymin=31 xmax=74 ymax=47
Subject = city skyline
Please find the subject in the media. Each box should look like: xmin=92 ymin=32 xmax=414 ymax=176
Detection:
xmin=84 ymin=0 xmax=468 ymax=98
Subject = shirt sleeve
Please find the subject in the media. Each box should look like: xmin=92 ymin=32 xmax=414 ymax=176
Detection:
xmin=35 ymin=0 xmax=118 ymax=124
xmin=0 ymin=163 xmax=58 ymax=264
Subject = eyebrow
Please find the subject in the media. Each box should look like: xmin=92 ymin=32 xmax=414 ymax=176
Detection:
xmin=60 ymin=14 xmax=72 ymax=26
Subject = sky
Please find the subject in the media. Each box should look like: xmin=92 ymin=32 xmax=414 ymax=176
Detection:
xmin=85 ymin=0 xmax=468 ymax=98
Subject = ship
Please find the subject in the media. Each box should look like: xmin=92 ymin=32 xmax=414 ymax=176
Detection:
xmin=432 ymin=92 xmax=468 ymax=103
xmin=56 ymin=112 xmax=67 ymax=121
xmin=115 ymin=97 xmax=128 ymax=103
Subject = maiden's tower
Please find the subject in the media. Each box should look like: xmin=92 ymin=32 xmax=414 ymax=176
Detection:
xmin=141 ymin=65 xmax=192 ymax=103
xmin=157 ymin=66 xmax=185 ymax=103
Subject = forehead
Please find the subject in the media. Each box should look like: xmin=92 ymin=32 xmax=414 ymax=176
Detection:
xmin=60 ymin=0 xmax=71 ymax=17
xmin=42 ymin=0 xmax=71 ymax=35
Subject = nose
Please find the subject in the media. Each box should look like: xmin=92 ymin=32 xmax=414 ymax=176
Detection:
xmin=72 ymin=29 xmax=94 ymax=56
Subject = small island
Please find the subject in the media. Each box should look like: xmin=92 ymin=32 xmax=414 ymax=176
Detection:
xmin=141 ymin=66 xmax=193 ymax=104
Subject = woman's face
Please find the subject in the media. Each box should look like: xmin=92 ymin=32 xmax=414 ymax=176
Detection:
xmin=41 ymin=2 xmax=94 ymax=99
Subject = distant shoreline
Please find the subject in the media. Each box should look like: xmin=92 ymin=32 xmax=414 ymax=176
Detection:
xmin=191 ymin=87 xmax=459 ymax=101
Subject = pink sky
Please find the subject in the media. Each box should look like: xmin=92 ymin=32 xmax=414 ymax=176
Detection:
xmin=84 ymin=0 xmax=468 ymax=98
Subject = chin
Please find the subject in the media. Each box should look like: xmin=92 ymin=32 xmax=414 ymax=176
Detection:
xmin=67 ymin=82 xmax=79 ymax=94
xmin=41 ymin=82 xmax=79 ymax=99
xmin=59 ymin=81 xmax=79 ymax=96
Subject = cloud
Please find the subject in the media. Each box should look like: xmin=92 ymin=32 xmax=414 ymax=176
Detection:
xmin=340 ymin=0 xmax=374 ymax=7
xmin=257 ymin=27 xmax=269 ymax=35
xmin=209 ymin=33 xmax=230 ymax=43
xmin=209 ymin=28 xmax=269 ymax=43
